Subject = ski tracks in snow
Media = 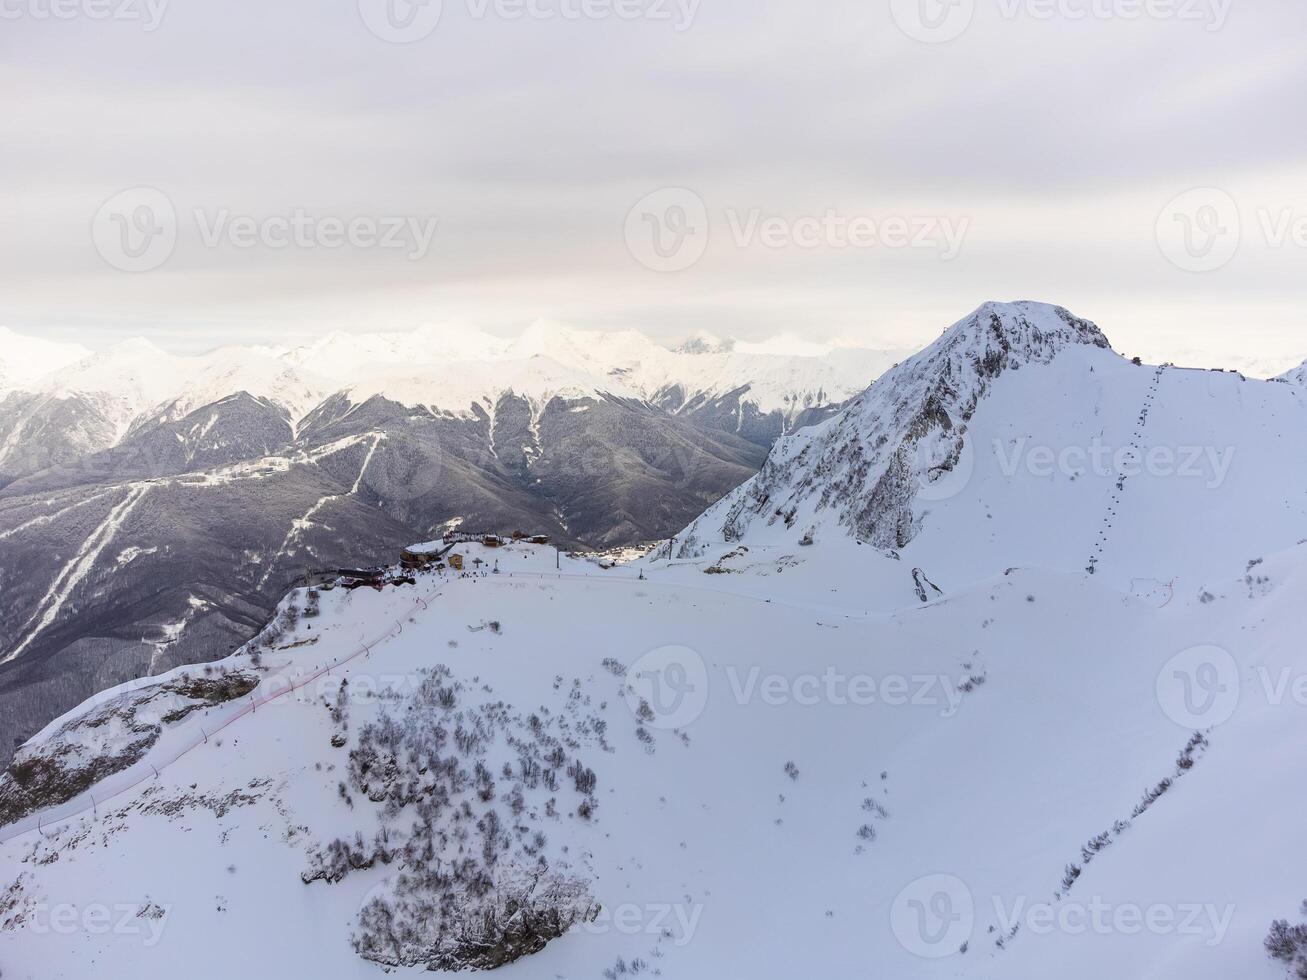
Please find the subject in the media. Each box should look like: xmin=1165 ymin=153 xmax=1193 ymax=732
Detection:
xmin=256 ymin=433 xmax=385 ymax=589
xmin=0 ymin=489 xmax=119 ymax=543
xmin=3 ymin=484 xmax=152 ymax=664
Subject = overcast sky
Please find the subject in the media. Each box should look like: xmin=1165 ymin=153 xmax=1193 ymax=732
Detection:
xmin=2 ymin=0 xmax=1305 ymax=369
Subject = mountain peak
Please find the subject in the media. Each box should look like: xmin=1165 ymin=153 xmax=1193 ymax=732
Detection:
xmin=670 ymin=332 xmax=734 ymax=355
xmin=940 ymin=300 xmax=1111 ymax=358
xmin=674 ymin=301 xmax=1117 ymax=556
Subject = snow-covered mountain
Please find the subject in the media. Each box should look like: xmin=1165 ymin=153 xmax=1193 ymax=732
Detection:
xmin=0 ymin=329 xmax=90 ymax=392
xmin=281 ymin=320 xmax=900 ymax=430
xmin=2 ymin=294 xmax=1307 ymax=979
xmin=675 ymin=300 xmax=1307 ymax=607
xmin=0 ymin=322 xmax=903 ymax=772
xmin=0 ymin=322 xmax=902 ymax=487
xmin=0 ymin=338 xmax=328 ymax=480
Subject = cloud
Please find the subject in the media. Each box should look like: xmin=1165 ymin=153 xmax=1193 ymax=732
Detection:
xmin=1 ymin=0 xmax=1305 ymax=367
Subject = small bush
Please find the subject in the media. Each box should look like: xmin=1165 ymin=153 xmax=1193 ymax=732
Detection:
xmin=1265 ymin=903 xmax=1307 ymax=976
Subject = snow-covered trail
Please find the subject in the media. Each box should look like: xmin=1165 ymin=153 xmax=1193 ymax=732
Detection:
xmin=0 ymin=403 xmax=38 ymax=469
xmin=2 ymin=484 xmax=152 ymax=665
xmin=4 ymin=543 xmax=1299 ymax=980
xmin=1087 ymin=364 xmax=1168 ymax=575
xmin=0 ymin=488 xmax=118 ymax=542
xmin=256 ymin=433 xmax=384 ymax=590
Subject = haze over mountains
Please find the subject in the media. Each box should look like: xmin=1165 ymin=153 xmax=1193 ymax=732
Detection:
xmin=0 ymin=322 xmax=903 ymax=476
xmin=3 ymin=302 xmax=1307 ymax=979
xmin=0 ymin=322 xmax=905 ymax=765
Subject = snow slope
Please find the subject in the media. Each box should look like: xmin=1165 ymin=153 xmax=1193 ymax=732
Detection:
xmin=1274 ymin=358 xmax=1307 ymax=388
xmin=0 ymin=539 xmax=1303 ymax=980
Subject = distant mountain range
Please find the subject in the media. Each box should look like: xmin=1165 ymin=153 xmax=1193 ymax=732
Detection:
xmin=0 ymin=323 xmax=906 ymax=763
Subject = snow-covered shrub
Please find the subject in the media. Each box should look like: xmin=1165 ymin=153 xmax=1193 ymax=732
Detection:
xmin=303 ymin=664 xmax=604 ymax=971
xmin=356 ymin=863 xmax=598 ymax=972
xmin=1054 ymin=732 xmax=1210 ymax=900
xmin=1060 ymin=864 xmax=1081 ymax=892
xmin=1265 ymin=904 xmax=1307 ymax=978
